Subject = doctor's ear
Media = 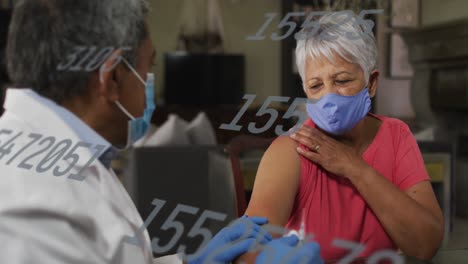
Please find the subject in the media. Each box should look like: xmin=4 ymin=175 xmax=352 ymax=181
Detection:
xmin=368 ymin=70 xmax=380 ymax=98
xmin=98 ymin=49 xmax=125 ymax=101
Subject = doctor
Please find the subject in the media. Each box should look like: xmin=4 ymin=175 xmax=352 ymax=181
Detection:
xmin=0 ymin=0 xmax=322 ymax=263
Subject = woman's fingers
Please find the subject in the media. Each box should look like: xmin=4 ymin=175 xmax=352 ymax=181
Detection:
xmin=310 ymin=126 xmax=337 ymax=145
xmin=291 ymin=134 xmax=312 ymax=147
xmin=292 ymin=126 xmax=340 ymax=153
xmin=290 ymin=125 xmax=332 ymax=166
xmin=300 ymin=126 xmax=330 ymax=143
xmin=297 ymin=147 xmax=322 ymax=164
xmin=291 ymin=126 xmax=324 ymax=142
xmin=291 ymin=130 xmax=318 ymax=149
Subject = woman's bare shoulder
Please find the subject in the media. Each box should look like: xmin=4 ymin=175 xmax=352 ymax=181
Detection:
xmin=265 ymin=135 xmax=301 ymax=158
xmin=258 ymin=136 xmax=302 ymax=175
xmin=254 ymin=135 xmax=302 ymax=189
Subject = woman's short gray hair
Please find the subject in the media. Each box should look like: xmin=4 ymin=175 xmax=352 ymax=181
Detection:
xmin=7 ymin=0 xmax=150 ymax=102
xmin=295 ymin=12 xmax=378 ymax=87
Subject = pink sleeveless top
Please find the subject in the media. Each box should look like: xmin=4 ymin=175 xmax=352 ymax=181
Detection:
xmin=285 ymin=114 xmax=430 ymax=260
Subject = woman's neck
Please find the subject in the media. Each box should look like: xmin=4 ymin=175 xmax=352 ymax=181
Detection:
xmin=329 ymin=115 xmax=382 ymax=152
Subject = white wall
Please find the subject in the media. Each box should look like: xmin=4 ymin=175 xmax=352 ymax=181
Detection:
xmin=146 ymin=0 xmax=281 ymax=103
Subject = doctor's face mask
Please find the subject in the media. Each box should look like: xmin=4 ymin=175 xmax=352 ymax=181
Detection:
xmin=113 ymin=59 xmax=156 ymax=149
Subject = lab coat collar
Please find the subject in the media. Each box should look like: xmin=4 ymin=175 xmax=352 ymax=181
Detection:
xmin=3 ymin=88 xmax=115 ymax=169
xmin=1 ymin=88 xmax=157 ymax=263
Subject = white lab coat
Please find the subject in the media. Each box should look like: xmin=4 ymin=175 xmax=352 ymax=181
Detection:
xmin=0 ymin=89 xmax=181 ymax=264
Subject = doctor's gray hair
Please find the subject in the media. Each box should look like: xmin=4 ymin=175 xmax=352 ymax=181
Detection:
xmin=295 ymin=12 xmax=378 ymax=88
xmin=6 ymin=0 xmax=150 ymax=102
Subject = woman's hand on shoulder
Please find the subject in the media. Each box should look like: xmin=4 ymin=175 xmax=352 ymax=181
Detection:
xmin=290 ymin=125 xmax=367 ymax=179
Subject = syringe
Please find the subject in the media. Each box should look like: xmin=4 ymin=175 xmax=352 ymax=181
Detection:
xmin=298 ymin=209 xmax=306 ymax=245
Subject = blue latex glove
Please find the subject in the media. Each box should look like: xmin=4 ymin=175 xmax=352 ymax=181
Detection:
xmin=188 ymin=216 xmax=272 ymax=264
xmin=255 ymin=235 xmax=323 ymax=264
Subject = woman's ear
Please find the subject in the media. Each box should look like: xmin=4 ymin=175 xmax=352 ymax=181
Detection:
xmin=368 ymin=70 xmax=380 ymax=98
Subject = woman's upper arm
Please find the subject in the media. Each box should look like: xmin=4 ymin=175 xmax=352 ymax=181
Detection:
xmin=245 ymin=136 xmax=302 ymax=228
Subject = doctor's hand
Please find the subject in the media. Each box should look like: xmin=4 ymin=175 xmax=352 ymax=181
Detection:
xmin=255 ymin=235 xmax=323 ymax=264
xmin=187 ymin=216 xmax=272 ymax=264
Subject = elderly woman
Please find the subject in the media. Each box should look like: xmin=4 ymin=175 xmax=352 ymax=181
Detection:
xmin=1 ymin=0 xmax=323 ymax=264
xmin=240 ymin=12 xmax=444 ymax=262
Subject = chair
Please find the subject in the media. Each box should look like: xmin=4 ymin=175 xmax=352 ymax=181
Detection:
xmin=225 ymin=135 xmax=276 ymax=217
xmin=127 ymin=146 xmax=238 ymax=257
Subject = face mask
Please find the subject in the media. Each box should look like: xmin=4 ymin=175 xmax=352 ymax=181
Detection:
xmin=114 ymin=60 xmax=156 ymax=149
xmin=306 ymin=88 xmax=371 ymax=135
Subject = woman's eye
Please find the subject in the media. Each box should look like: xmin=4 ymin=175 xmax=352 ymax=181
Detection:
xmin=336 ymin=80 xmax=350 ymax=84
xmin=310 ymin=84 xmax=321 ymax=90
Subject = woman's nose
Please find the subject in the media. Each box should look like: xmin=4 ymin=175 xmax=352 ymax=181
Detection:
xmin=322 ymin=102 xmax=338 ymax=115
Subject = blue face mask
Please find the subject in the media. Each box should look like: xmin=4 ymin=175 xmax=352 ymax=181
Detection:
xmin=114 ymin=60 xmax=156 ymax=148
xmin=306 ymin=88 xmax=371 ymax=135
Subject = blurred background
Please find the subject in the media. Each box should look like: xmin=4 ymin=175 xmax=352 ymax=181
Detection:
xmin=1 ymin=0 xmax=467 ymax=262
